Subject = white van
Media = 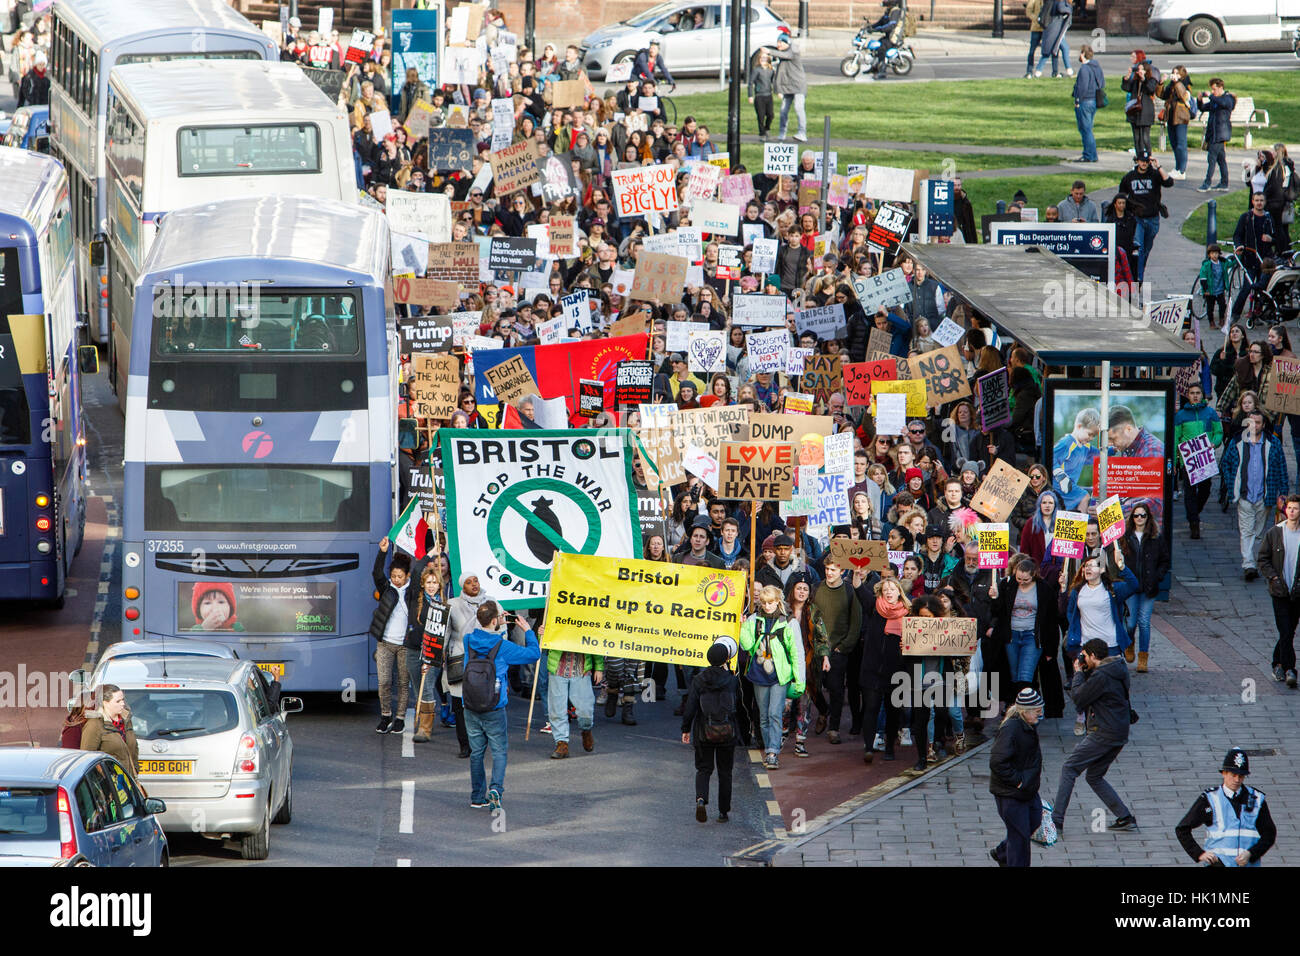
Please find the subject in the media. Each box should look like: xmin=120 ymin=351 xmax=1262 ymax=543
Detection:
xmin=1147 ymin=0 xmax=1300 ymax=52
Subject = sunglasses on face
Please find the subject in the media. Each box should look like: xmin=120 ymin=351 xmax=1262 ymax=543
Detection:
xmin=1134 ymin=512 xmax=1148 ymax=519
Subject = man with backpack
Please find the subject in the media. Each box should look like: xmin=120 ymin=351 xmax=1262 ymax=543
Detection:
xmin=462 ymin=601 xmax=541 ymax=811
xmin=681 ymin=641 xmax=741 ymax=823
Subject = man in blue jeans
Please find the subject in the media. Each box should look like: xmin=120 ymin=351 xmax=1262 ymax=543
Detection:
xmin=1069 ymin=44 xmax=1104 ymax=163
xmin=1196 ymin=78 xmax=1236 ymax=193
xmin=1118 ymin=153 xmax=1173 ymax=284
xmin=462 ymin=601 xmax=540 ymax=810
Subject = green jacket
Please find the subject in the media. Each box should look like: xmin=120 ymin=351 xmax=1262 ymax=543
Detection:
xmin=1174 ymin=399 xmax=1223 ymax=448
xmin=739 ymin=614 xmax=804 ymax=695
xmin=546 ymin=649 xmax=604 ymax=675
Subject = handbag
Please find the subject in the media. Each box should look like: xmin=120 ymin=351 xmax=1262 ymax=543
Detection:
xmin=1095 ymin=89 xmax=1108 ymax=109
xmin=444 ymin=652 xmax=466 ymax=684
xmin=1283 ymin=204 xmax=1296 ymax=226
xmin=1031 ymin=799 xmax=1059 ymax=846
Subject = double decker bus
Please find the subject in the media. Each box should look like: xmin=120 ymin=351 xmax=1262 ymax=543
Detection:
xmin=120 ymin=195 xmax=399 ymax=691
xmin=104 ymin=58 xmax=356 ymax=402
xmin=0 ymin=147 xmax=97 ymax=604
xmin=47 ymin=0 xmax=276 ymax=347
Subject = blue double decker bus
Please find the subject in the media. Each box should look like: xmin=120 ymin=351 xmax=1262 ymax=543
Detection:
xmin=0 ymin=146 xmax=96 ymax=604
xmin=120 ymin=195 xmax=399 ymax=691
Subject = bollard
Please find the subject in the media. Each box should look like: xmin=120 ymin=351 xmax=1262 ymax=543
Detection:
xmin=1206 ymin=199 xmax=1217 ymax=247
xmin=996 ymin=200 xmax=1006 ymax=214
xmin=993 ymin=0 xmax=1004 ymax=38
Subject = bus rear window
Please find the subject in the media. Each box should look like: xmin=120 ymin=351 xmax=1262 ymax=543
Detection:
xmin=177 ymin=124 xmax=321 ymax=176
xmin=0 ymin=248 xmax=21 ymax=318
xmin=153 ymin=290 xmax=359 ymax=355
xmin=145 ymin=465 xmax=369 ymax=532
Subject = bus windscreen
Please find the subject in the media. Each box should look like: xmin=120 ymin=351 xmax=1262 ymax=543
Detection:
xmin=152 ymin=290 xmax=359 ymax=354
xmin=177 ymin=124 xmax=321 ymax=176
xmin=145 ymin=465 xmax=369 ymax=532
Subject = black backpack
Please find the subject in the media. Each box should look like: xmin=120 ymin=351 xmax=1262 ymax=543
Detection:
xmin=462 ymin=639 xmax=503 ymax=713
xmin=699 ymin=677 xmax=736 ymax=745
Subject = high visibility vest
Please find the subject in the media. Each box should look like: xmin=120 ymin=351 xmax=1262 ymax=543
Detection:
xmin=1204 ymin=785 xmax=1264 ymax=867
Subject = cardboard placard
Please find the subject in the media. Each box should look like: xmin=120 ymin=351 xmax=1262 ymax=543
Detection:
xmin=829 ymin=538 xmax=889 ymax=573
xmin=608 ymin=310 xmax=650 ymax=339
xmin=426 ymin=242 xmax=481 ymax=282
xmin=630 ymin=251 xmax=689 ymax=303
xmin=409 ymin=353 xmax=461 ymax=419
xmin=393 ymin=276 xmax=461 ymax=309
xmin=404 ymin=99 xmax=435 ymax=139
xmin=843 ymin=358 xmax=896 ymax=406
xmin=718 ymin=441 xmax=796 ymax=501
xmin=867 ymin=326 xmax=894 ymax=357
xmin=676 ymin=405 xmax=751 ymax=458
xmin=1263 ymin=357 xmax=1300 ymax=417
xmin=490 ymin=139 xmax=542 ymax=195
xmin=912 ymin=344 xmax=971 ymax=404
xmin=550 ymin=79 xmax=587 ymax=109
xmin=901 ymin=617 xmax=978 ymax=656
xmin=970 ymin=458 xmax=1031 ymax=523
xmin=482 ymin=353 xmax=541 ymax=405
xmin=748 ymin=414 xmax=835 ymax=446
xmin=639 ymin=427 xmax=686 ymax=487
xmin=869 ymin=379 xmax=926 ymax=417
xmin=801 ymin=354 xmax=842 ymax=407
xmin=549 ymin=215 xmax=576 ymax=257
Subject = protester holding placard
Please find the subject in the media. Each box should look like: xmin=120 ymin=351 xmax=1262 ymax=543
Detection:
xmin=1118 ymin=505 xmax=1170 ymax=673
xmin=989 ymin=557 xmax=1061 ymax=694
xmin=1018 ymin=489 xmax=1065 ymax=584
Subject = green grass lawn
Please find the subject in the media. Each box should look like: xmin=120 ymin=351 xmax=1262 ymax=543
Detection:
xmin=779 ymin=148 xmax=1059 ymax=173
xmin=958 ymin=172 xmax=1119 ymax=226
xmin=1181 ymin=187 xmax=1251 ymax=245
xmin=673 ymin=70 xmax=1298 ymax=153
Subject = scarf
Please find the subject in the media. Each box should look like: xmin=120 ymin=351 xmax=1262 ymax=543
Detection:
xmin=110 ymin=714 xmax=126 ymax=734
xmin=876 ymin=596 xmax=907 ymax=636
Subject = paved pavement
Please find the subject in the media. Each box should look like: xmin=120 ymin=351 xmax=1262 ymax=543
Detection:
xmin=768 ymin=461 xmax=1300 ymax=867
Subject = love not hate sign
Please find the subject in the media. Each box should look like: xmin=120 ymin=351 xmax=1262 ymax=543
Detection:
xmin=612 ymin=164 xmax=679 ymax=217
xmin=718 ymin=441 xmax=796 ymax=500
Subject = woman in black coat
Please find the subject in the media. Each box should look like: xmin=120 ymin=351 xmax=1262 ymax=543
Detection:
xmin=1121 ymin=60 xmax=1159 ymax=157
xmin=1119 ymin=504 xmax=1170 ymax=673
xmin=988 ymin=687 xmax=1045 ymax=867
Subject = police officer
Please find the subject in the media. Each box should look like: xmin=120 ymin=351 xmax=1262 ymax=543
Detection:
xmin=1174 ymin=748 xmax=1277 ymax=866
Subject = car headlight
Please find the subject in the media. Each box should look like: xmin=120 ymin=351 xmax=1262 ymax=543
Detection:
xmin=588 ymin=38 xmax=613 ymax=50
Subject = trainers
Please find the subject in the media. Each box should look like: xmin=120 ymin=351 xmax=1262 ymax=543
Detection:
xmin=717 ymin=812 xmax=729 ymax=822
xmin=1197 ymin=184 xmax=1213 ymax=192
xmin=766 ymin=753 xmax=781 ymax=770
xmin=390 ymin=717 xmax=405 ymax=734
xmin=1033 ymin=69 xmax=1042 ymax=77
xmin=1287 ymin=670 xmax=1299 ymax=688
xmin=1023 ymin=71 xmax=1033 ymax=78
xmin=873 ymin=733 xmax=885 ymax=751
xmin=487 ymin=788 xmax=502 ymax=811
xmin=1066 ymin=66 xmax=1075 ymax=76
xmin=899 ymin=729 xmax=913 ymax=747
xmin=539 ymin=721 xmax=553 ymax=734
xmin=793 ymin=132 xmax=807 ymax=142
xmin=828 ymin=730 xmax=842 ymax=745
xmin=470 ymin=798 xmax=489 ymax=808
xmin=794 ymin=741 xmax=809 ymax=757
xmin=1108 ymin=815 xmax=1139 ymax=831
xmin=696 ymin=798 xmax=708 ymax=823
xmin=376 ymin=715 xmax=393 ymax=734
xmin=1074 ymin=714 xmax=1086 ymax=736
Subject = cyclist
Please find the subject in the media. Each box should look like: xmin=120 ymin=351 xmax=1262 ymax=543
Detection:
xmin=1231 ymin=192 xmax=1276 ymax=320
xmin=633 ymin=38 xmax=676 ymax=93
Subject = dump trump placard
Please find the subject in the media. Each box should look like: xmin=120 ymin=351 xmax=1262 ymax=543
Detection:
xmin=543 ymin=553 xmax=746 ymax=665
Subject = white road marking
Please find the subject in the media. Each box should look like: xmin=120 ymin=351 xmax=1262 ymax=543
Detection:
xmin=400 ymin=780 xmax=414 ymax=833
xmin=402 ymin=718 xmax=414 ymax=758
xmin=397 ymin=858 xmax=411 ymax=867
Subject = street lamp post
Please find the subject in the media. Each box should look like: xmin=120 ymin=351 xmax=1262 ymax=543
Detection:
xmin=727 ymin=0 xmax=743 ymax=159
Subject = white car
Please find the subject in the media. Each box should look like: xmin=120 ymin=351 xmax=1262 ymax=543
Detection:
xmin=85 ymin=639 xmax=238 ymax=689
xmin=580 ymin=1 xmax=791 ymax=79
xmin=94 ymin=657 xmax=301 ymax=860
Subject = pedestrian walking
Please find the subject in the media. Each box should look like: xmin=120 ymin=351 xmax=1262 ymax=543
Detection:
xmin=1196 ymin=78 xmax=1235 ymax=193
xmin=1119 ymin=504 xmax=1170 ymax=673
xmin=988 ymin=687 xmax=1045 ymax=867
xmin=747 ymin=49 xmax=776 ymax=140
xmin=1174 ymin=748 xmax=1276 ymax=865
xmin=80 ymin=684 xmax=140 ymax=783
xmin=681 ymin=641 xmax=741 ymax=822
xmin=1038 ymin=0 xmax=1073 ymax=78
xmin=1174 ymin=383 xmax=1222 ymax=539
xmin=739 ymin=585 xmax=805 ymax=769
xmin=1024 ymin=0 xmax=1045 ymax=78
xmin=461 ymin=601 xmax=541 ymax=810
xmin=1069 ymin=46 xmax=1105 ymax=163
xmin=545 ymin=647 xmax=601 ymax=758
xmin=1051 ymin=637 xmax=1139 ymax=835
xmin=767 ymin=35 xmax=807 ymax=142
xmin=1254 ymin=493 xmax=1300 ymax=687
xmin=1117 ymin=153 xmax=1173 ymax=285
xmin=1220 ymin=411 xmax=1287 ymax=581
xmin=412 ymin=566 xmax=448 ymax=743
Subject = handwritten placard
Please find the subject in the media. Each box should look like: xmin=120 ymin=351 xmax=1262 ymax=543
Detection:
xmin=901 ymin=617 xmax=978 ymax=656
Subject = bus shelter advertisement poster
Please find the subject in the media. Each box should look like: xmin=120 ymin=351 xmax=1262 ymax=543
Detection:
xmin=1044 ymin=380 xmax=1174 ymax=551
xmin=177 ymin=581 xmax=338 ymax=634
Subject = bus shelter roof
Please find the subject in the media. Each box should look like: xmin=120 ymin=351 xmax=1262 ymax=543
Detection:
xmin=898 ymin=243 xmax=1201 ymax=367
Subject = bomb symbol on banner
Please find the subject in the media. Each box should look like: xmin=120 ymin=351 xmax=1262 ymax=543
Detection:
xmin=525 ymin=496 xmax=564 ymax=565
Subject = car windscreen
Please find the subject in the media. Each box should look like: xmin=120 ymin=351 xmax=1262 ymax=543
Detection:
xmin=125 ymin=689 xmax=240 ymax=741
xmin=0 ymin=788 xmax=56 ymax=843
xmin=625 ymin=1 xmax=682 ymax=26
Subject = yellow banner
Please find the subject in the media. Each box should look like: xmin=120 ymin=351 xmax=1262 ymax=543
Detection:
xmin=542 ymin=552 xmax=746 ymax=665
xmin=869 ymin=378 xmax=927 ymax=417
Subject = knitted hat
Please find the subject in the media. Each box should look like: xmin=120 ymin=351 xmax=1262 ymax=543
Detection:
xmin=191 ymin=582 xmax=238 ymax=628
xmin=761 ymin=534 xmax=777 ymax=552
xmin=707 ymin=642 xmax=730 ymax=666
xmin=1015 ymin=688 xmax=1044 ymax=709
xmin=905 ymin=467 xmax=924 ymax=483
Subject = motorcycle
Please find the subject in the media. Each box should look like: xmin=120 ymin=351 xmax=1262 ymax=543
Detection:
xmin=839 ymin=18 xmax=915 ymax=77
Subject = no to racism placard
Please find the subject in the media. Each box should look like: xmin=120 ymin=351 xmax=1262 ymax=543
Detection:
xmin=901 ymin=617 xmax=978 ymax=656
xmin=543 ymin=553 xmax=746 ymax=665
xmin=440 ymin=429 xmax=641 ymax=609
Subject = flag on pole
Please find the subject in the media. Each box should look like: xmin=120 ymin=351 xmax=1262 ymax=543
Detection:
xmin=388 ymin=498 xmax=429 ymax=558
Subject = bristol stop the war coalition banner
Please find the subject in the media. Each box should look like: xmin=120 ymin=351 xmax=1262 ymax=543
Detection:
xmin=543 ymin=553 xmax=746 ymax=665
xmin=440 ymin=430 xmax=641 ymax=609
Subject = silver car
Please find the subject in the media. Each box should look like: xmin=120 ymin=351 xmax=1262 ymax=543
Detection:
xmin=0 ymin=749 xmax=168 ymax=867
xmin=95 ymin=657 xmax=301 ymax=861
xmin=581 ymin=1 xmax=791 ymax=79
xmin=86 ymin=638 xmax=238 ymax=690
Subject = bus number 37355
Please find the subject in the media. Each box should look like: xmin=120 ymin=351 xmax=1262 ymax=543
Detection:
xmin=146 ymin=539 xmax=185 ymax=553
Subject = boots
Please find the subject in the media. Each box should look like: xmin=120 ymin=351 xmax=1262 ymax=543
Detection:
xmin=412 ymin=702 xmax=437 ymax=743
xmin=1189 ymin=520 xmax=1201 ymax=540
xmin=550 ymin=740 xmax=569 ymax=759
xmin=1124 ymin=644 xmax=1136 ymax=663
xmin=1137 ymin=651 xmax=1148 ymax=673
xmin=605 ymin=690 xmax=619 ymax=719
xmin=621 ymin=698 xmax=637 ymax=726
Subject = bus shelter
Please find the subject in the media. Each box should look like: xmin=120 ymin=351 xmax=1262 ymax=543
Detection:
xmin=898 ymin=242 xmax=1202 ymax=588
